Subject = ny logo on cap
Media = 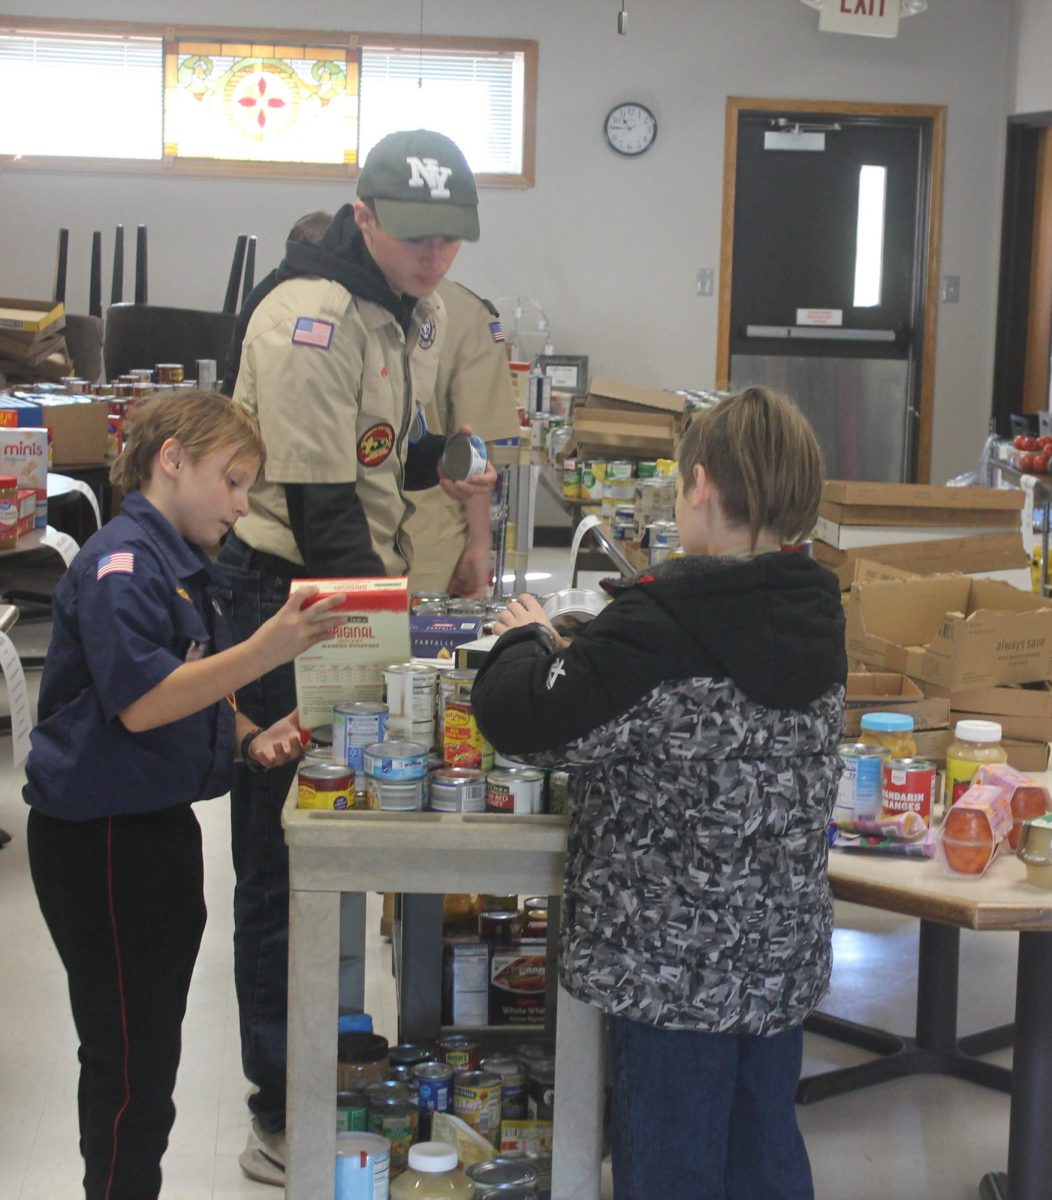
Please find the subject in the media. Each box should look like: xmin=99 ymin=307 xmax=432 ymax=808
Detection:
xmin=406 ymin=156 xmax=453 ymax=199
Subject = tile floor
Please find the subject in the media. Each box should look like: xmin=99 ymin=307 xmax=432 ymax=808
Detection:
xmin=0 ymin=549 xmax=1021 ymax=1199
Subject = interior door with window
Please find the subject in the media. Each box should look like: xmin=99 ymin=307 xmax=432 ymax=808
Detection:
xmin=722 ymin=104 xmax=941 ymax=483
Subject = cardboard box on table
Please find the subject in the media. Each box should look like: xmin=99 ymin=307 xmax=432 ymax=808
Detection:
xmin=814 ymin=530 xmax=1028 ymax=582
xmin=845 ymin=575 xmax=1052 ymax=691
xmin=842 ymin=671 xmax=949 ymax=738
xmin=572 ymin=376 xmax=684 ymax=459
xmin=819 ymin=480 xmax=1023 ymax=530
xmin=36 ymin=397 xmax=109 ymax=465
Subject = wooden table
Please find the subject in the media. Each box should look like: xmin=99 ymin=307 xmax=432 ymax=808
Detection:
xmin=282 ymin=803 xmax=603 ymax=1200
xmin=807 ymin=833 xmax=1052 ymax=1200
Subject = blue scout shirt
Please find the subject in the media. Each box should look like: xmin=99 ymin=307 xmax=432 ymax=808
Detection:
xmin=23 ymin=490 xmax=237 ymax=820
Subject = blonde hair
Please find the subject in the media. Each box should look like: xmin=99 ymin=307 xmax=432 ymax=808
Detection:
xmin=677 ymin=386 xmax=823 ymax=547
xmin=109 ymin=388 xmax=264 ymax=492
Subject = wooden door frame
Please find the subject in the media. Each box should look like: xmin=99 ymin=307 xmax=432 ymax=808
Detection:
xmin=992 ymin=112 xmax=1052 ymax=435
xmin=716 ymin=97 xmax=946 ymax=484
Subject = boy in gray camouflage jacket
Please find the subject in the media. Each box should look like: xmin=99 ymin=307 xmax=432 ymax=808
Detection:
xmin=473 ymin=386 xmax=846 ymax=1199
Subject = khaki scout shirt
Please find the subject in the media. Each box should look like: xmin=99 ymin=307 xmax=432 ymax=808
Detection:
xmin=405 ymin=280 xmax=521 ymax=592
xmin=233 ymin=275 xmax=445 ymax=576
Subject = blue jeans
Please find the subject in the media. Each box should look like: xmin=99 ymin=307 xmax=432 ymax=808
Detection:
xmin=607 ymin=1015 xmax=814 ymax=1200
xmin=216 ymin=532 xmax=300 ymax=1134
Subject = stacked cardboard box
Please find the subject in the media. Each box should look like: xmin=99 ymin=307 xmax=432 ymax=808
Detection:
xmin=815 ymin=481 xmax=1026 ymax=588
xmin=0 ymin=299 xmax=71 ymax=383
xmin=845 ymin=575 xmax=1052 ymax=771
xmin=571 ymin=377 xmax=685 ymax=459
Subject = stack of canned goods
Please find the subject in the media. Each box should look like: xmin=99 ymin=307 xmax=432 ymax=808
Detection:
xmin=296 ymin=653 xmax=564 ymax=816
xmin=335 ymin=1035 xmax=555 ymax=1183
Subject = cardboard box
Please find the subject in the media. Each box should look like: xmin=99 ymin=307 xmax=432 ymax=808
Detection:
xmin=845 ymin=575 xmax=1052 ymax=690
xmin=814 ymin=530 xmax=1027 ymax=578
xmin=288 ymin=577 xmax=410 ymax=727
xmin=820 ymin=480 xmax=1023 ymax=527
xmin=951 ymin=710 xmax=1052 ymax=744
xmin=0 ymin=396 xmax=44 ymax=428
xmin=1005 ymin=739 xmax=1051 ymax=773
xmin=831 ymin=558 xmax=919 ymax=590
xmin=441 ymin=939 xmax=490 ymax=1027
xmin=410 ymin=615 xmax=486 ymax=660
xmin=573 ymin=376 xmax=685 ymax=457
xmin=931 ymin=681 xmax=1052 ymax=718
xmin=915 ymin=728 xmax=953 ymax=763
xmin=0 ymin=425 xmax=48 ymax=528
xmin=815 ymin=516 xmax=1018 ymax=551
xmin=36 ymin=397 xmax=109 ymax=466
xmin=842 ymin=672 xmax=949 ymax=737
xmin=0 ymin=297 xmax=64 ymax=334
xmin=489 ymin=940 xmax=546 ymax=1026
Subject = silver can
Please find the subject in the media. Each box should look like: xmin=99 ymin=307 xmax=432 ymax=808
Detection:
xmin=383 ymin=661 xmax=438 ymax=744
xmin=333 ymin=702 xmax=388 ymax=776
xmin=429 ymin=767 xmax=486 ymax=813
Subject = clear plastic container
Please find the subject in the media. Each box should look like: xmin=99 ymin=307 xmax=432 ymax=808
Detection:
xmin=945 ymin=720 xmax=1007 ymax=808
xmin=389 ymin=1141 xmax=473 ymax=1198
xmin=858 ymin=712 xmax=917 ymax=759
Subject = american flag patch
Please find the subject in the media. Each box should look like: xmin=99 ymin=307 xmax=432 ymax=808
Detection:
xmin=489 ymin=321 xmax=506 ymax=343
xmin=96 ymin=552 xmax=135 ymax=580
xmin=291 ymin=317 xmax=335 ymax=350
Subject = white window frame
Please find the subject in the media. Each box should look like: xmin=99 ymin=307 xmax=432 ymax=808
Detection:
xmin=0 ymin=17 xmax=537 ymax=187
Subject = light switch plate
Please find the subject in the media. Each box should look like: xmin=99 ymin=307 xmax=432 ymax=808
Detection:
xmin=941 ymin=275 xmax=960 ymax=303
xmin=696 ymin=268 xmax=714 ymax=297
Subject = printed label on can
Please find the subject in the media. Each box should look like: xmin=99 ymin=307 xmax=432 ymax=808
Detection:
xmin=383 ymin=663 xmax=437 ymax=742
xmin=364 ymin=776 xmax=425 ymax=812
xmin=334 ymin=1133 xmax=390 ymax=1200
xmin=834 ymin=743 xmax=887 ymax=822
xmin=297 ymin=764 xmax=356 ymax=811
xmin=333 ymin=704 xmax=388 ymax=773
xmin=362 ymin=741 xmax=428 ymax=780
xmin=453 ymin=1072 xmax=502 ymax=1145
xmin=444 ymin=699 xmax=493 ymax=771
xmin=881 ymin=758 xmax=937 ymax=825
xmin=486 ymin=768 xmax=543 ymax=814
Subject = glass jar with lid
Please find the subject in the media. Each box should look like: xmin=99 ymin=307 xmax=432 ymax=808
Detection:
xmin=390 ymin=1141 xmax=473 ymax=1198
xmin=858 ymin=712 xmax=917 ymax=760
xmin=945 ymin=719 xmax=1007 ymax=808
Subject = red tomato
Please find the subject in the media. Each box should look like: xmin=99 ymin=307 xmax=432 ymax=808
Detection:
xmin=1034 ymin=453 xmax=1051 ymax=474
xmin=1009 ymin=786 xmax=1051 ymax=850
xmin=1018 ymin=452 xmax=1036 ymax=473
xmin=1015 ymin=435 xmax=1030 ymax=450
xmin=1038 ymin=435 xmax=1052 ymax=450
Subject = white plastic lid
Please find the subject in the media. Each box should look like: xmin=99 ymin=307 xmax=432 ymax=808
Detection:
xmin=407 ymin=1141 xmax=459 ymax=1173
xmin=954 ymin=719 xmax=1002 ymax=743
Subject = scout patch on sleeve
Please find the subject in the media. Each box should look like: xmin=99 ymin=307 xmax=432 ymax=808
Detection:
xmin=418 ymin=318 xmax=436 ymax=349
xmin=291 ymin=316 xmax=335 ymax=350
xmin=96 ymin=551 xmax=135 ymax=580
xmin=489 ymin=320 xmax=506 ymax=343
xmin=357 ymin=422 xmax=395 ymax=466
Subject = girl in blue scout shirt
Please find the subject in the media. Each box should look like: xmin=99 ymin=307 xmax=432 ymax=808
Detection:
xmin=22 ymin=389 xmax=342 ymax=1200
xmin=472 ymin=387 xmax=846 ymax=1200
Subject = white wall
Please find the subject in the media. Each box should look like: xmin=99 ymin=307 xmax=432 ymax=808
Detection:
xmin=1013 ymin=0 xmax=1052 ymax=114
xmin=0 ymin=0 xmax=1015 ymax=483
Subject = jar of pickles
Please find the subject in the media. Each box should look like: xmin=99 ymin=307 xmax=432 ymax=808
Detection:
xmin=858 ymin=712 xmax=917 ymax=759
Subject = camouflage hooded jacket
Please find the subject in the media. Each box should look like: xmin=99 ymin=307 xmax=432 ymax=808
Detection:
xmin=472 ymin=551 xmax=846 ymax=1034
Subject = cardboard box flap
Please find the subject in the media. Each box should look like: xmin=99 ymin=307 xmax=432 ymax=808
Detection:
xmin=822 ymin=480 xmax=1023 ymax=513
xmin=584 ymin=376 xmax=684 ymax=415
xmin=844 ymin=672 xmax=925 ymax=704
xmin=846 ymin=574 xmax=1052 ymax=690
xmin=573 ymin=406 xmax=677 ymax=454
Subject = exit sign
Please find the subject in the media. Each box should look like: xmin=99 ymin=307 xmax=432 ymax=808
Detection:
xmin=819 ymin=0 xmax=900 ymax=38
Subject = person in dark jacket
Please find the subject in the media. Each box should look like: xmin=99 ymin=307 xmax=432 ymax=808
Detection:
xmin=472 ymin=386 xmax=846 ymax=1200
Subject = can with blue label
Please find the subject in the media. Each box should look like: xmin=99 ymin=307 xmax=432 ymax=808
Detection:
xmin=412 ymin=1060 xmax=455 ymax=1140
xmin=333 ymin=703 xmax=389 ymax=777
xmin=442 ymin=432 xmax=489 ymax=481
xmin=362 ymin=740 xmax=429 ymax=781
xmin=834 ymin=741 xmax=890 ymax=822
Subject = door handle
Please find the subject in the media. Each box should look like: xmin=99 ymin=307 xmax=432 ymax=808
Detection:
xmin=743 ymin=325 xmax=898 ymax=342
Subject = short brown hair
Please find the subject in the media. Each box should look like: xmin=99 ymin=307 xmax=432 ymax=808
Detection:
xmin=109 ymin=388 xmax=264 ymax=492
xmin=677 ymin=386 xmax=823 ymax=547
xmin=288 ymin=210 xmax=332 ymax=242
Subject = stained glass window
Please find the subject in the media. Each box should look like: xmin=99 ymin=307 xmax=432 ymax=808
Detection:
xmin=163 ymin=40 xmax=360 ymax=165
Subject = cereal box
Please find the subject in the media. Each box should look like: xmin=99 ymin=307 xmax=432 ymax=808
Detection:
xmin=0 ymin=426 xmax=48 ymax=528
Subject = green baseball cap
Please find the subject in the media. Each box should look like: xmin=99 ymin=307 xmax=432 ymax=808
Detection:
xmin=357 ymin=129 xmax=480 ymax=242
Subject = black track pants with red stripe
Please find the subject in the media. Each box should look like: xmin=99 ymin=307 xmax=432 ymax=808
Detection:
xmin=27 ymin=805 xmax=207 ymax=1200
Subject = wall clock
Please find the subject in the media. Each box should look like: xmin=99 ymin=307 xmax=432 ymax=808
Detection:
xmin=603 ymin=102 xmax=657 ymax=156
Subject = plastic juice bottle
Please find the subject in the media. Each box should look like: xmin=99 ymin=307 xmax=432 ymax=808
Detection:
xmin=390 ymin=1142 xmax=473 ymax=1198
xmin=858 ymin=712 xmax=917 ymax=759
xmin=945 ymin=720 xmax=1008 ymax=808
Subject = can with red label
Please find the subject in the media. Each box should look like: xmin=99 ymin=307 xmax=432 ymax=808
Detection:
xmin=881 ymin=757 xmax=937 ymax=825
